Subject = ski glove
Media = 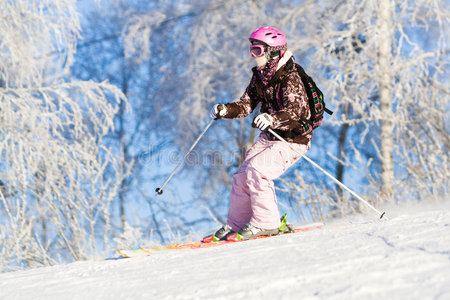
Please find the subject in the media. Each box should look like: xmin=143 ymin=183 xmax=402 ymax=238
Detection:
xmin=253 ymin=113 xmax=274 ymax=131
xmin=210 ymin=104 xmax=227 ymax=120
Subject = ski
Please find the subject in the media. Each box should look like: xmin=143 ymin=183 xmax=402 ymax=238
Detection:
xmin=118 ymin=222 xmax=323 ymax=258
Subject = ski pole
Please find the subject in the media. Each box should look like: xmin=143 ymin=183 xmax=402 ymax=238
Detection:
xmin=267 ymin=128 xmax=386 ymax=219
xmin=155 ymin=105 xmax=224 ymax=195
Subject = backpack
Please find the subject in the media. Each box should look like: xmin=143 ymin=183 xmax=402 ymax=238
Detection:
xmin=293 ymin=63 xmax=333 ymax=136
xmin=253 ymin=60 xmax=333 ymax=137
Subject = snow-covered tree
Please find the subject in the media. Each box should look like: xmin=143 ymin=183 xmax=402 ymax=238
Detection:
xmin=73 ymin=0 xmax=215 ymax=242
xmin=309 ymin=0 xmax=449 ymax=204
xmin=0 ymin=0 xmax=128 ymax=271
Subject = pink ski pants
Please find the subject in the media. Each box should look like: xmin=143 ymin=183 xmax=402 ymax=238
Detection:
xmin=227 ymin=134 xmax=309 ymax=231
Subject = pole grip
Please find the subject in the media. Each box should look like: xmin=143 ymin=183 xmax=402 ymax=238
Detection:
xmin=214 ymin=104 xmax=225 ymax=120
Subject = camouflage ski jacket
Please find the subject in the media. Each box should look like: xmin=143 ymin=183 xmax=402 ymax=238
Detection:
xmin=223 ymin=55 xmax=312 ymax=145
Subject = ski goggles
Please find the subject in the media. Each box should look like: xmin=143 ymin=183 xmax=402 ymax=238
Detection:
xmin=249 ymin=44 xmax=266 ymax=57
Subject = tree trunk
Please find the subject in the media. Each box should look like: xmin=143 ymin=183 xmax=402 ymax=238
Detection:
xmin=336 ymin=123 xmax=349 ymax=192
xmin=377 ymin=0 xmax=395 ymax=203
xmin=119 ymin=53 xmax=129 ymax=232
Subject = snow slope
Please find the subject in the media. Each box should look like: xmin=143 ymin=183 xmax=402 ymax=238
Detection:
xmin=1 ymin=202 xmax=449 ymax=300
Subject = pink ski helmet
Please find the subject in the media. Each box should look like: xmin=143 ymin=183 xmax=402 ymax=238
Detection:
xmin=249 ymin=26 xmax=287 ymax=48
xmin=249 ymin=26 xmax=287 ymax=59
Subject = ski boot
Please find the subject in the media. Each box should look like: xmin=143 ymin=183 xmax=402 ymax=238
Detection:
xmin=226 ymin=214 xmax=293 ymax=241
xmin=202 ymin=224 xmax=235 ymax=243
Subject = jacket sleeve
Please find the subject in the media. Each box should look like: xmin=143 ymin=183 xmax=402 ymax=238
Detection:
xmin=223 ymin=74 xmax=261 ymax=119
xmin=270 ymin=71 xmax=311 ymax=131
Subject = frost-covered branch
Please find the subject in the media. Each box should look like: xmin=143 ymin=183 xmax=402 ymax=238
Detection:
xmin=0 ymin=0 xmax=129 ymax=271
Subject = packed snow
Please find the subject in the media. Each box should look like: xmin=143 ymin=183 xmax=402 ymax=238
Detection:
xmin=0 ymin=201 xmax=449 ymax=300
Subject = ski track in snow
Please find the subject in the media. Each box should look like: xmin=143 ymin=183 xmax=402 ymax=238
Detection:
xmin=0 ymin=202 xmax=449 ymax=300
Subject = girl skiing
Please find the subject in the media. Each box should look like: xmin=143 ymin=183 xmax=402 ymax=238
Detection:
xmin=208 ymin=26 xmax=311 ymax=241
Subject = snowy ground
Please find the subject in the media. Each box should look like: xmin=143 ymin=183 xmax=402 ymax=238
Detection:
xmin=1 ymin=201 xmax=449 ymax=300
